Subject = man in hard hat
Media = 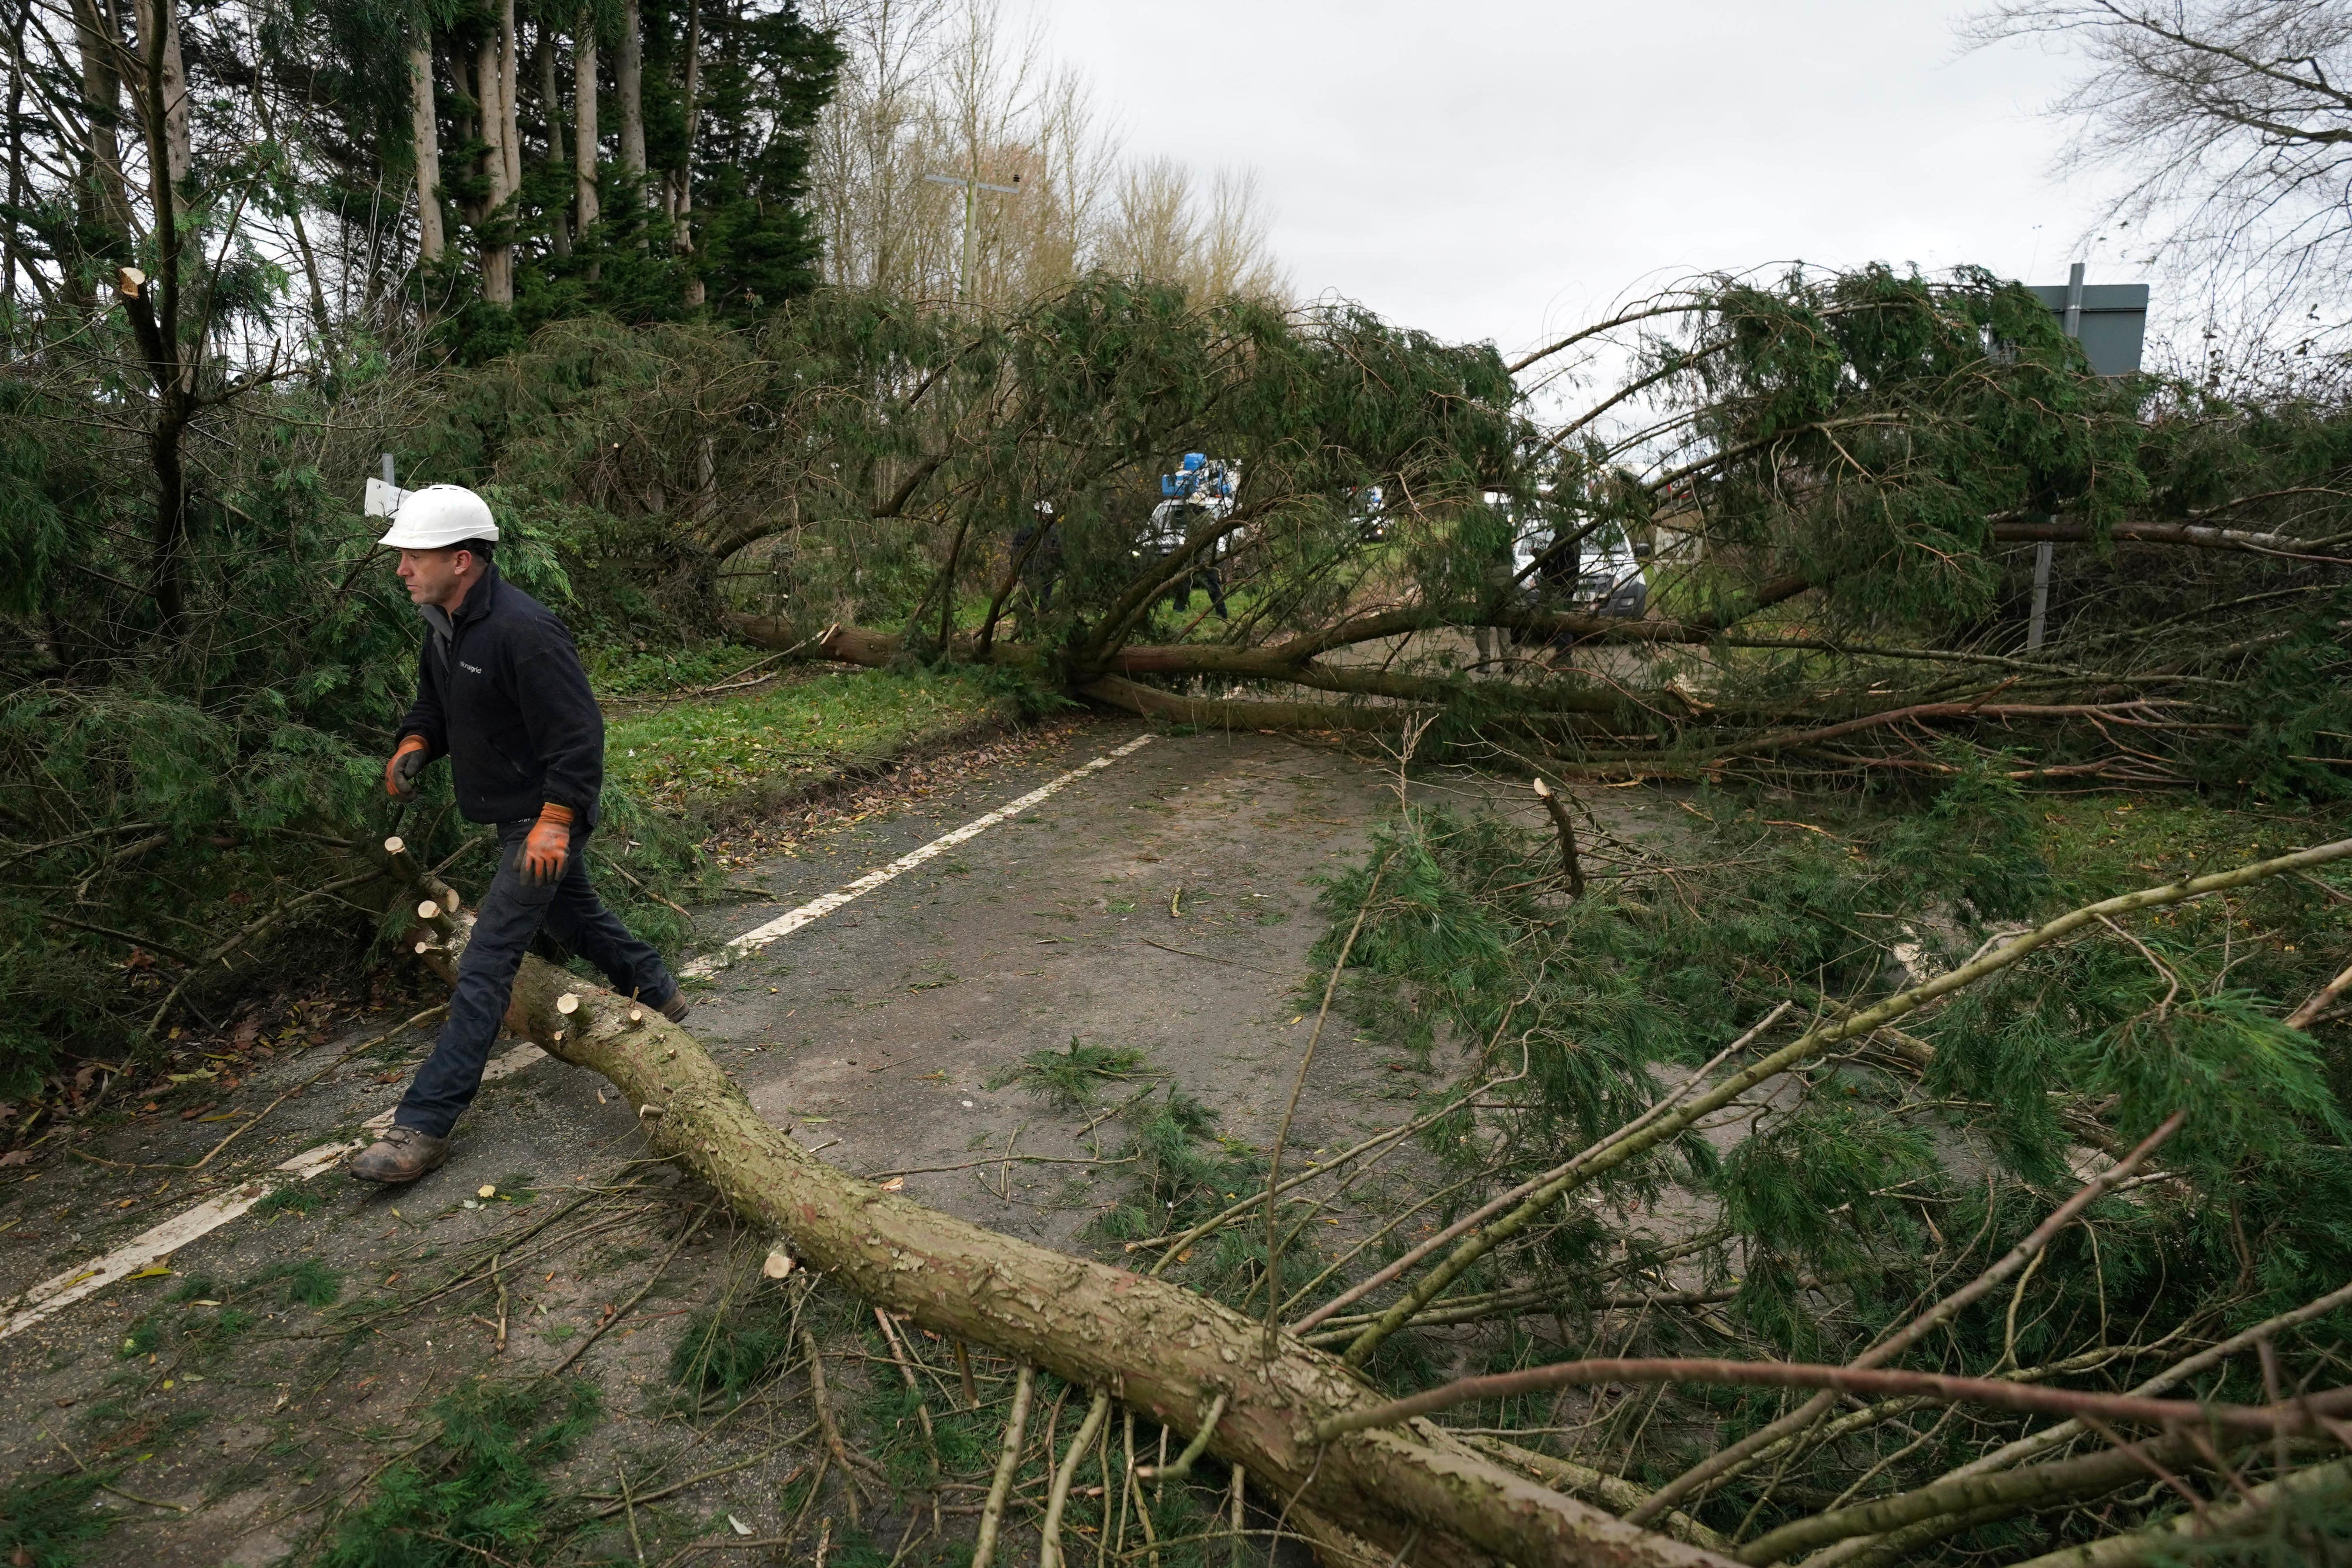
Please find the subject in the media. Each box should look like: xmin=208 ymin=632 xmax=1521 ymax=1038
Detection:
xmin=351 ymin=484 xmax=690 ymax=1184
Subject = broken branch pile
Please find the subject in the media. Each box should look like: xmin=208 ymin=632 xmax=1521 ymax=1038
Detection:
xmin=383 ymin=817 xmax=2352 ymax=1566
xmin=688 ymin=271 xmax=2352 ymax=794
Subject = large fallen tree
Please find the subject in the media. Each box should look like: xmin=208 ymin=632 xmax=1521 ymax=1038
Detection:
xmin=394 ymin=850 xmax=1729 ymax=1567
xmin=651 ymin=270 xmax=2352 ymax=790
xmin=381 ymin=822 xmax=2352 ymax=1566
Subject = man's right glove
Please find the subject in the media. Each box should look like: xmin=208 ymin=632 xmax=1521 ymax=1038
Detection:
xmin=385 ymin=735 xmax=430 ymax=799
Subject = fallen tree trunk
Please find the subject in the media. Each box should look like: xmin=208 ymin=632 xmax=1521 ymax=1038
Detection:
xmin=1986 ymin=516 xmax=2352 ymax=558
xmin=395 ymin=865 xmax=1734 ymax=1567
xmin=1078 ymin=674 xmax=1411 ymax=732
xmin=730 ymin=616 xmax=2232 ymax=771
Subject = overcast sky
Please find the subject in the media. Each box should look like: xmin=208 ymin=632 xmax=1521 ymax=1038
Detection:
xmin=1040 ymin=0 xmax=2148 ymax=361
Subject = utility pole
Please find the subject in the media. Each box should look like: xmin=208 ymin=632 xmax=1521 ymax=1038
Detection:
xmin=921 ymin=169 xmax=1020 ymax=304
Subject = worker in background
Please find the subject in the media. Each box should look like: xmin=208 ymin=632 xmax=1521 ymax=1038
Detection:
xmin=1010 ymin=502 xmax=1065 ymax=614
xmin=1140 ymin=497 xmax=1229 ymax=619
xmin=350 ymin=484 xmax=690 ymax=1184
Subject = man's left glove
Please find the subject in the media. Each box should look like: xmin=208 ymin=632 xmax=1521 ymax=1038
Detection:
xmin=521 ymin=803 xmax=575 ymax=886
xmin=385 ymin=735 xmax=430 ymax=799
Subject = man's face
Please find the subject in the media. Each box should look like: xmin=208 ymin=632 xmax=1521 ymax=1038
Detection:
xmin=395 ymin=547 xmax=474 ymax=608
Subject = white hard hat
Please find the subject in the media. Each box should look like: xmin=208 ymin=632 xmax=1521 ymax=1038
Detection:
xmin=375 ymin=484 xmax=500 ymax=550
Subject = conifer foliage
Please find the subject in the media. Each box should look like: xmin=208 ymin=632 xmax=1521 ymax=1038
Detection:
xmin=1273 ymin=757 xmax=2352 ymax=1564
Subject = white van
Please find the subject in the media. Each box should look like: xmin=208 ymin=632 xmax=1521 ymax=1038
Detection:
xmin=1512 ymin=525 xmax=1649 ymax=618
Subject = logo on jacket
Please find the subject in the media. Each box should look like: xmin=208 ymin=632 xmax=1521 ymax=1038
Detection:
xmin=461 ymin=661 xmax=486 ymax=674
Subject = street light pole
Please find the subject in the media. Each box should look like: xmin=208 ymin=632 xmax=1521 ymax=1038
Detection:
xmin=921 ymin=169 xmax=1021 ymax=304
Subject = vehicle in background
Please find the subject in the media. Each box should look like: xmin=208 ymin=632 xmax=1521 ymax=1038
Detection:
xmin=1140 ymin=452 xmax=1239 ymax=551
xmin=1513 ymin=524 xmax=1650 ymax=618
xmin=1138 ymin=453 xmax=1238 ymax=617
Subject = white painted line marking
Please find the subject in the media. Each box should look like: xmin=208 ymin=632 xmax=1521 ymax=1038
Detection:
xmin=0 ymin=1054 xmax=525 ymax=1341
xmin=484 ymin=1043 xmax=545 ymax=1081
xmin=4 ymin=1139 xmax=347 ymax=1337
xmin=680 ymin=732 xmax=1155 ymax=977
xmin=0 ymin=731 xmax=1156 ymax=1340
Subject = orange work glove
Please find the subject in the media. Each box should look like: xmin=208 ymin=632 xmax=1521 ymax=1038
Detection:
xmin=385 ymin=735 xmax=430 ymax=799
xmin=521 ymin=803 xmax=575 ymax=886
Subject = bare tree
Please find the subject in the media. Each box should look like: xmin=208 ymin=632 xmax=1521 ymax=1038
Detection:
xmin=1198 ymin=167 xmax=1283 ymax=301
xmin=1008 ymin=67 xmax=1113 ymax=290
xmin=1969 ymin=1 xmax=2352 ymax=340
xmin=806 ymin=0 xmax=1282 ymax=309
xmin=1101 ymin=155 xmax=1193 ymax=284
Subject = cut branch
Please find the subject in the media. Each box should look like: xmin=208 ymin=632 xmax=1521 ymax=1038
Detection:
xmin=1313 ymin=1358 xmax=2352 ymax=1446
xmin=1531 ymin=777 xmax=1585 ymax=897
xmin=969 ymin=1364 xmax=1033 ymax=1568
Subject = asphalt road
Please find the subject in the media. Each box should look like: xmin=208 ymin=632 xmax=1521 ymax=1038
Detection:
xmin=0 ymin=715 xmax=1431 ymax=1565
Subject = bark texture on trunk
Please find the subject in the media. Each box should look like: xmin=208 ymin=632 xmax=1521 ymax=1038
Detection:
xmin=69 ymin=0 xmax=130 ymax=259
xmin=617 ymin=0 xmax=645 ymax=180
xmin=125 ymin=0 xmax=191 ymax=637
xmin=573 ymin=12 xmax=600 ymax=232
xmin=498 ymin=0 xmax=520 ymax=194
xmin=676 ymin=0 xmax=701 ymax=304
xmin=5 ymin=1 xmax=25 ymax=301
xmin=476 ymin=26 xmax=513 ymax=304
xmin=538 ymin=25 xmax=569 ymax=257
xmin=390 ymin=877 xmax=1735 ymax=1568
xmin=134 ymin=0 xmax=188 ymax=200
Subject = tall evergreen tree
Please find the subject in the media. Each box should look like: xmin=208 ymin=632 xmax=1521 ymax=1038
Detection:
xmin=682 ymin=0 xmax=836 ymax=312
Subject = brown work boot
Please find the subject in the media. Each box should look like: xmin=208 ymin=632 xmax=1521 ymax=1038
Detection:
xmin=659 ymin=991 xmax=692 ymax=1024
xmin=347 ymin=1125 xmax=450 ymax=1184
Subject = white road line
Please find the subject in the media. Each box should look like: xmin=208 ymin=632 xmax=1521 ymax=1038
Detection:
xmin=3 ymin=1137 xmax=355 ymax=1338
xmin=0 ymin=731 xmax=1155 ymax=1341
xmin=0 ymin=1040 xmax=572 ymax=1342
xmin=679 ymin=732 xmax=1155 ymax=977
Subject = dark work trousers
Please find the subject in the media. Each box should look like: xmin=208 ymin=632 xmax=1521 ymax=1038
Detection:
xmin=395 ymin=819 xmax=676 ymax=1139
xmin=1152 ymin=550 xmax=1228 ymax=617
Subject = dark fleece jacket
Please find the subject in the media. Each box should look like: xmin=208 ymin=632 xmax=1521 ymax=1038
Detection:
xmin=395 ymin=563 xmax=604 ymax=827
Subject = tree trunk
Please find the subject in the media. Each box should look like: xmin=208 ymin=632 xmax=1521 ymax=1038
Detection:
xmin=69 ymin=0 xmax=130 ymax=265
xmin=573 ymin=10 xmax=599 ymax=235
xmin=409 ymin=35 xmax=445 ymax=264
xmin=676 ymin=0 xmax=701 ymax=304
xmin=498 ymin=0 xmax=520 ymax=197
xmin=123 ymin=0 xmax=191 ymax=638
xmin=476 ymin=27 xmax=513 ymax=305
xmin=538 ymin=23 xmax=569 ymax=257
xmin=7 ymin=0 xmax=29 ymax=301
xmin=617 ymin=0 xmax=645 ymax=195
xmin=133 ymin=0 xmax=187 ymax=205
xmin=394 ymin=878 xmax=1736 ymax=1568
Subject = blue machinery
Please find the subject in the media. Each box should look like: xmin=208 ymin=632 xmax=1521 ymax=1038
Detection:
xmin=1160 ymin=451 xmax=1234 ymax=504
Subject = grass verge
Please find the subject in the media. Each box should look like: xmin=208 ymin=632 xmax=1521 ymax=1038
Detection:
xmin=606 ymin=665 xmax=1021 ymax=824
